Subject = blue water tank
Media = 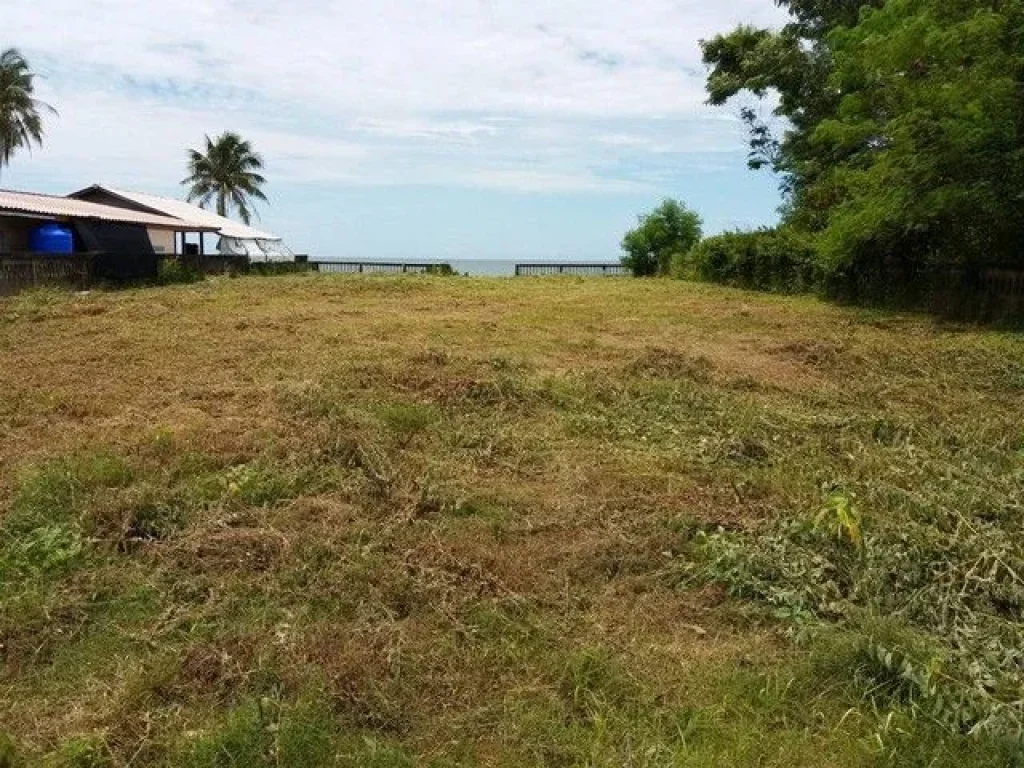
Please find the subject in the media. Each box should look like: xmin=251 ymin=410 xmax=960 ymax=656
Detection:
xmin=29 ymin=222 xmax=74 ymax=254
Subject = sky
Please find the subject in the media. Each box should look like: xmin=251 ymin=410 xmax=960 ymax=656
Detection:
xmin=4 ymin=0 xmax=787 ymax=260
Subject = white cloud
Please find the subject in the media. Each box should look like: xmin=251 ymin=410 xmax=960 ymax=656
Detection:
xmin=3 ymin=0 xmax=788 ymax=201
xmin=353 ymin=118 xmax=501 ymax=141
xmin=462 ymin=168 xmax=647 ymax=194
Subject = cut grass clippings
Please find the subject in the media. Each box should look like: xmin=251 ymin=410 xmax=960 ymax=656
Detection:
xmin=0 ymin=274 xmax=1022 ymax=766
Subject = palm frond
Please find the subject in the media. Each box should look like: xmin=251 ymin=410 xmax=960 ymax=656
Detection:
xmin=180 ymin=130 xmax=269 ymax=224
xmin=0 ymin=47 xmax=53 ymax=172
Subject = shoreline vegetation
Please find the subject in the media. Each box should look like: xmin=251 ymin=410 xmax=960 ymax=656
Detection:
xmin=616 ymin=0 xmax=1024 ymax=322
xmin=2 ymin=274 xmax=1022 ymax=765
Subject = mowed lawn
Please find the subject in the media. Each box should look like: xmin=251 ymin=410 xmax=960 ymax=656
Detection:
xmin=1 ymin=275 xmax=1022 ymax=766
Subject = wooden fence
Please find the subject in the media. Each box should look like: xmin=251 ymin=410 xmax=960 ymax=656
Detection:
xmin=944 ymin=266 xmax=1024 ymax=319
xmin=0 ymin=254 xmax=91 ymax=296
xmin=309 ymin=261 xmax=453 ymax=275
xmin=514 ymin=263 xmax=629 ymax=277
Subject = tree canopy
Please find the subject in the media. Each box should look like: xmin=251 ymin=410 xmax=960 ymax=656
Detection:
xmin=0 ymin=48 xmax=54 ymax=177
xmin=182 ymin=132 xmax=268 ymax=225
xmin=816 ymin=0 xmax=1024 ymax=271
xmin=701 ymin=0 xmax=1024 ymax=288
xmin=621 ymin=199 xmax=703 ymax=277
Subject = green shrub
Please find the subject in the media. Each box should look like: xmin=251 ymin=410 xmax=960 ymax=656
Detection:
xmin=688 ymin=229 xmax=820 ymax=293
xmin=424 ymin=264 xmax=455 ymax=276
xmin=685 ymin=488 xmax=1024 ymax=739
xmin=157 ymin=258 xmax=203 ymax=285
xmin=622 ymin=199 xmax=703 ymax=277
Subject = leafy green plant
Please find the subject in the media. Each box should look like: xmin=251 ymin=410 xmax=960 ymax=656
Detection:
xmin=702 ymin=0 xmax=1024 ymax=317
xmin=157 ymin=258 xmax=203 ymax=285
xmin=688 ymin=229 xmax=820 ymax=293
xmin=621 ymin=199 xmax=703 ymax=277
xmin=1 ymin=452 xmax=133 ymax=576
xmin=686 ymin=487 xmax=1024 ymax=739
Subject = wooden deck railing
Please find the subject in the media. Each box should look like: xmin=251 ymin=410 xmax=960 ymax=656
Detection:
xmin=308 ymin=261 xmax=454 ymax=275
xmin=514 ymin=262 xmax=628 ymax=277
xmin=0 ymin=253 xmax=92 ymax=296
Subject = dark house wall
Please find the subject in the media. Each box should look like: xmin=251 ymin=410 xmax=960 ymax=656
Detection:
xmin=74 ymin=220 xmax=158 ymax=283
xmin=72 ymin=189 xmax=176 ymax=254
xmin=0 ymin=215 xmax=34 ymax=253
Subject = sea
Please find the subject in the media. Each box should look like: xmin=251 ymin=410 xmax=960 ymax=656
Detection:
xmin=317 ymin=258 xmax=618 ymax=277
xmin=447 ymin=259 xmax=519 ymax=276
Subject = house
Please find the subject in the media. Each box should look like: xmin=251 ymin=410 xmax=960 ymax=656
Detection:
xmin=0 ymin=188 xmax=210 ymax=253
xmin=69 ymin=185 xmax=295 ymax=262
xmin=0 ymin=188 xmax=218 ymax=283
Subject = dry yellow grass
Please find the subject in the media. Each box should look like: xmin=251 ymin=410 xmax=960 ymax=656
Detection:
xmin=0 ymin=274 xmax=1021 ymax=766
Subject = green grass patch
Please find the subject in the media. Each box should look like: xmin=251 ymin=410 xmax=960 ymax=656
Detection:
xmin=4 ymin=276 xmax=1024 ymax=764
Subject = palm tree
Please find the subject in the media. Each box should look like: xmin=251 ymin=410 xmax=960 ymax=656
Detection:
xmin=181 ymin=132 xmax=268 ymax=224
xmin=0 ymin=48 xmax=55 ymax=177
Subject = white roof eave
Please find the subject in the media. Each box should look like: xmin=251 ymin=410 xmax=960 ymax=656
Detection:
xmin=77 ymin=185 xmax=281 ymax=241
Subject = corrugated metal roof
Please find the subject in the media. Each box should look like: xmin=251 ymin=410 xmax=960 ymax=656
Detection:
xmin=74 ymin=186 xmax=280 ymax=241
xmin=0 ymin=188 xmax=218 ymax=230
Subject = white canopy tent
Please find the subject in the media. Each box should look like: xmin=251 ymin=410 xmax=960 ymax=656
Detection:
xmin=218 ymin=236 xmax=296 ymax=262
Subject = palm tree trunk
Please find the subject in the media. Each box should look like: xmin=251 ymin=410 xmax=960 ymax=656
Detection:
xmin=217 ymin=191 xmax=227 ymax=218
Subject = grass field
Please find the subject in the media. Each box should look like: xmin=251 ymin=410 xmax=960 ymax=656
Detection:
xmin=1 ymin=274 xmax=1022 ymax=766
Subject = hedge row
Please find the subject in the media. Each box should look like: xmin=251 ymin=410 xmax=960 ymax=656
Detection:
xmin=672 ymin=230 xmax=1022 ymax=321
xmin=676 ymin=229 xmax=820 ymax=294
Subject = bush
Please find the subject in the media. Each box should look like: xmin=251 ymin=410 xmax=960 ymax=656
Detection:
xmin=157 ymin=258 xmax=203 ymax=285
xmin=686 ymin=489 xmax=1024 ymax=739
xmin=424 ymin=264 xmax=455 ymax=276
xmin=622 ymin=199 xmax=703 ymax=277
xmin=687 ymin=229 xmax=820 ymax=293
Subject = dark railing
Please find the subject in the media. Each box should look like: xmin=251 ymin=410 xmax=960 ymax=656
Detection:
xmin=309 ymin=261 xmax=454 ymax=275
xmin=515 ymin=262 xmax=628 ymax=277
xmin=0 ymin=253 xmax=92 ymax=296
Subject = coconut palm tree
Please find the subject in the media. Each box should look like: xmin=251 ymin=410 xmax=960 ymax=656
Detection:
xmin=181 ymin=132 xmax=268 ymax=224
xmin=0 ymin=48 xmax=55 ymax=177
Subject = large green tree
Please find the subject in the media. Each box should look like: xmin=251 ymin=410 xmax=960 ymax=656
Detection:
xmin=621 ymin=199 xmax=703 ymax=277
xmin=701 ymin=0 xmax=885 ymax=228
xmin=0 ymin=48 xmax=54 ymax=177
xmin=703 ymin=0 xmax=1024 ymax=288
xmin=182 ymin=132 xmax=268 ymax=224
xmin=813 ymin=0 xmax=1024 ymax=272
